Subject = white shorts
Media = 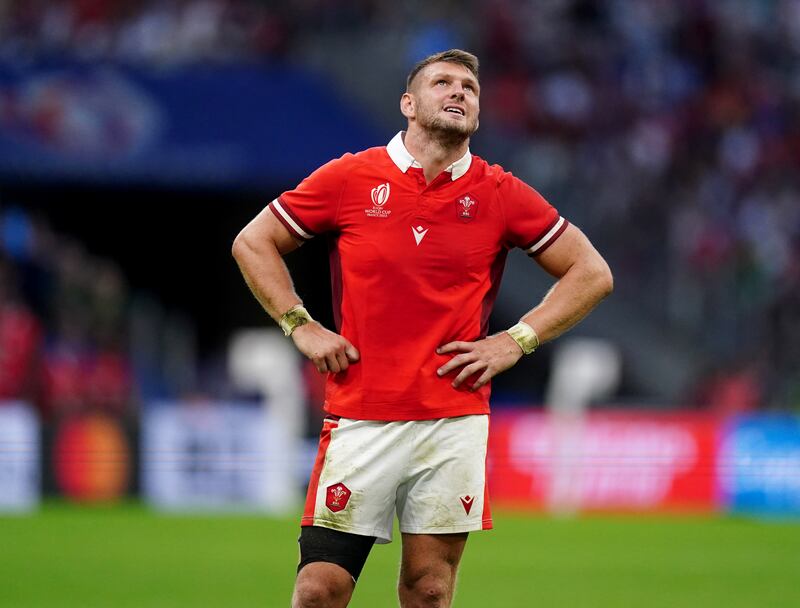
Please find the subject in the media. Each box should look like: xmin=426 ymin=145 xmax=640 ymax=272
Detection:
xmin=301 ymin=414 xmax=492 ymax=544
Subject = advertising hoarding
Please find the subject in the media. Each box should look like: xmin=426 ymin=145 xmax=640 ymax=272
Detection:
xmin=0 ymin=402 xmax=40 ymax=511
xmin=489 ymin=411 xmax=718 ymax=512
xmin=142 ymin=402 xmax=296 ymax=512
xmin=719 ymin=415 xmax=800 ymax=516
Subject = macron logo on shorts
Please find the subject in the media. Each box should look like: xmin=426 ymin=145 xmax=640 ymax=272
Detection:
xmin=460 ymin=495 xmax=475 ymax=515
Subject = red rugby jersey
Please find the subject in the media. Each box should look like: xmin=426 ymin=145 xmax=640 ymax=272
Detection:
xmin=270 ymin=132 xmax=568 ymax=421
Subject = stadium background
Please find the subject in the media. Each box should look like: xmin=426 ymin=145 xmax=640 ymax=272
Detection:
xmin=1 ymin=1 xmax=798 ymax=606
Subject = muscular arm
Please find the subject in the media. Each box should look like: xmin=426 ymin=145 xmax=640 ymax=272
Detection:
xmin=232 ymin=207 xmax=359 ymax=373
xmin=437 ymin=224 xmax=613 ymax=389
xmin=232 ymin=206 xmax=303 ymax=319
xmin=520 ymin=223 xmax=613 ymax=342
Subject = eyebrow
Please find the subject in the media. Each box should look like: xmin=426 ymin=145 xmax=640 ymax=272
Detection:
xmin=429 ymin=71 xmax=480 ymax=90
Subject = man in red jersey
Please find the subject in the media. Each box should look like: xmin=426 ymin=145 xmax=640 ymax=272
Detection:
xmin=233 ymin=49 xmax=612 ymax=607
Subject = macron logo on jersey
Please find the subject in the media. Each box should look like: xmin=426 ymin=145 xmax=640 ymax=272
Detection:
xmin=412 ymin=225 xmax=429 ymax=246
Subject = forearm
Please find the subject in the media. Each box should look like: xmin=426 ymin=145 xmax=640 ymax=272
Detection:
xmin=232 ymin=233 xmax=301 ymax=323
xmin=233 ymin=222 xmax=359 ymax=373
xmin=521 ymin=259 xmax=612 ymax=344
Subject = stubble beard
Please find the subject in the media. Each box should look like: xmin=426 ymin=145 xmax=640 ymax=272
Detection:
xmin=419 ymin=108 xmax=478 ymax=148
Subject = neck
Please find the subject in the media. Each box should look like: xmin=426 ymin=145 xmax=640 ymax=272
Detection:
xmin=403 ymin=126 xmax=469 ymax=183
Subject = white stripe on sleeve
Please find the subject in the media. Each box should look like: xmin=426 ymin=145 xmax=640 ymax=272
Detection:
xmin=271 ymin=199 xmax=313 ymax=240
xmin=525 ymin=216 xmax=565 ymax=255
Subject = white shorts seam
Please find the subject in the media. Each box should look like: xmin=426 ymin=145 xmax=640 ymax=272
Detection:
xmin=400 ymin=523 xmax=486 ymax=534
xmin=311 ymin=519 xmax=387 ymax=539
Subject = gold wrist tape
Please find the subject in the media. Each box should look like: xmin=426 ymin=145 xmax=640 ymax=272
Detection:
xmin=506 ymin=321 xmax=539 ymax=355
xmin=279 ymin=305 xmax=313 ymax=336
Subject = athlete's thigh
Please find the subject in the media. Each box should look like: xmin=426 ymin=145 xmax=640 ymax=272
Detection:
xmin=298 ymin=525 xmax=376 ymax=582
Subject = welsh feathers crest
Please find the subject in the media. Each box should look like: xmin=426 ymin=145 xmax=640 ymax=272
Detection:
xmin=456 ymin=194 xmax=479 ymax=222
xmin=325 ymin=483 xmax=351 ymax=513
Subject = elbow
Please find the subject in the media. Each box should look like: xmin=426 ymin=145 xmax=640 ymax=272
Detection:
xmin=231 ymin=235 xmax=241 ymax=261
xmin=578 ymin=255 xmax=613 ymax=301
xmin=594 ymin=260 xmax=614 ymax=299
xmin=231 ymin=229 xmax=250 ymax=262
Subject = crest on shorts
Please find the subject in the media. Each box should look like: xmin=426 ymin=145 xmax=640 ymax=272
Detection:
xmin=455 ymin=194 xmax=478 ymax=222
xmin=326 ymin=483 xmax=351 ymax=513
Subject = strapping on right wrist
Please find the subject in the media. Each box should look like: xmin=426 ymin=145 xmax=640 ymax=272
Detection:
xmin=506 ymin=321 xmax=539 ymax=355
xmin=279 ymin=304 xmax=314 ymax=336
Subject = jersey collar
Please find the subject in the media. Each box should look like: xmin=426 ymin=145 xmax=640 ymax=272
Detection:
xmin=386 ymin=131 xmax=472 ymax=181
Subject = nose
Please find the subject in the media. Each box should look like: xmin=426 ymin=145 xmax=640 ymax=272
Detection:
xmin=450 ymin=86 xmax=465 ymax=100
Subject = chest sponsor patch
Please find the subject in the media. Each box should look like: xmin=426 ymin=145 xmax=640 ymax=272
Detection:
xmin=456 ymin=194 xmax=478 ymax=222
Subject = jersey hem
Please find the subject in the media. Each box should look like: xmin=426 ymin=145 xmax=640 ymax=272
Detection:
xmin=324 ymin=402 xmax=490 ymax=421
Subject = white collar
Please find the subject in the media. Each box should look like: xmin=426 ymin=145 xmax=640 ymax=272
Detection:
xmin=386 ymin=131 xmax=472 ymax=181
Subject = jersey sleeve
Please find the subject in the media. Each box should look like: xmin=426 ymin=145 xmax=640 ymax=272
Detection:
xmin=268 ymin=154 xmax=352 ymax=241
xmin=500 ymin=174 xmax=569 ymax=256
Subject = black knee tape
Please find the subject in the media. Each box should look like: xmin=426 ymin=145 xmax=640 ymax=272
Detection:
xmin=298 ymin=526 xmax=376 ymax=581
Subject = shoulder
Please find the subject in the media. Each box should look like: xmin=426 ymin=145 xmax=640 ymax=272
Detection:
xmin=305 ymin=150 xmax=372 ymax=188
xmin=472 ymin=159 xmax=553 ymax=210
xmin=350 ymin=145 xmax=391 ymax=167
xmin=319 ymin=151 xmax=359 ymax=171
xmin=468 ymin=156 xmax=521 ymax=188
xmin=319 ymin=146 xmax=387 ymax=175
xmin=486 ymin=162 xmax=544 ymax=201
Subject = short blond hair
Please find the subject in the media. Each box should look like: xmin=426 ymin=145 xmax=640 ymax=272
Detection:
xmin=406 ymin=49 xmax=480 ymax=92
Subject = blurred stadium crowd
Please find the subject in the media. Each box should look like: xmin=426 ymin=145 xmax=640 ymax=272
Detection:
xmin=0 ymin=0 xmax=281 ymax=62
xmin=0 ymin=206 xmax=197 ymax=421
xmin=0 ymin=207 xmax=132 ymax=420
xmin=473 ymin=0 xmax=800 ymax=410
xmin=0 ymin=0 xmax=380 ymax=63
xmin=0 ymin=0 xmax=798 ymax=410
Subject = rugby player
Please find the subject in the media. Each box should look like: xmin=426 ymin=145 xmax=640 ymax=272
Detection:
xmin=233 ymin=49 xmax=613 ymax=608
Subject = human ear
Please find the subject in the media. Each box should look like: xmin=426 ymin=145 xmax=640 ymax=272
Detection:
xmin=400 ymin=92 xmax=415 ymax=119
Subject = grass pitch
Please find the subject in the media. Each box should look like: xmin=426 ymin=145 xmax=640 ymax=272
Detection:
xmin=1 ymin=503 xmax=798 ymax=607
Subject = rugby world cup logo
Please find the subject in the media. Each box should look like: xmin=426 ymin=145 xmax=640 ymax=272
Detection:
xmin=371 ymin=182 xmax=390 ymax=206
xmin=456 ymin=194 xmax=478 ymax=222
xmin=365 ymin=182 xmax=392 ymax=217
